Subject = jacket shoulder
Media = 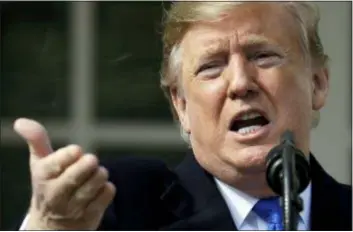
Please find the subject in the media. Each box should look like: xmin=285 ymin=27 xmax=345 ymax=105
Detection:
xmin=102 ymin=156 xmax=171 ymax=181
xmin=335 ymin=182 xmax=352 ymax=228
xmin=98 ymin=156 xmax=176 ymax=230
xmin=311 ymin=155 xmax=352 ymax=231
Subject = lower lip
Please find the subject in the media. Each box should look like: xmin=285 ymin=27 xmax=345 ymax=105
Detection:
xmin=229 ymin=123 xmax=272 ymax=143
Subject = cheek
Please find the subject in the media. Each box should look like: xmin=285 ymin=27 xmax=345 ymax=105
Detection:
xmin=262 ymin=69 xmax=313 ymax=125
xmin=186 ymin=79 xmax=228 ymax=132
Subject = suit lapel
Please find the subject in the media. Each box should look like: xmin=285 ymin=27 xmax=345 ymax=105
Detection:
xmin=160 ymin=152 xmax=351 ymax=230
xmin=160 ymin=150 xmax=236 ymax=230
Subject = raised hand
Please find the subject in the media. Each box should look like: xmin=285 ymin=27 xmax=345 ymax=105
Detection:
xmin=14 ymin=118 xmax=116 ymax=230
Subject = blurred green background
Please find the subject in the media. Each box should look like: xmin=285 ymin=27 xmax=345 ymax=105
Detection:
xmin=0 ymin=2 xmax=189 ymax=229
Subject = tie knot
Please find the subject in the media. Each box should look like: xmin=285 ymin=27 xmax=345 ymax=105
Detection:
xmin=253 ymin=197 xmax=283 ymax=230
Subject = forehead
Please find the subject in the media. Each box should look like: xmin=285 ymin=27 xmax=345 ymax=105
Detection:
xmin=180 ymin=3 xmax=302 ymax=57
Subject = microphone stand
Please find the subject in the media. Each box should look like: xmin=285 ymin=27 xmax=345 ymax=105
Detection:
xmin=281 ymin=135 xmax=303 ymax=230
xmin=266 ymin=131 xmax=310 ymax=231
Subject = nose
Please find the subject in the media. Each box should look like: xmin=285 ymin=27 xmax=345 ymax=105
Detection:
xmin=226 ymin=55 xmax=259 ymax=99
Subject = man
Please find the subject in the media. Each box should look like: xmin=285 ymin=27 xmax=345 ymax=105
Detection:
xmin=16 ymin=1 xmax=351 ymax=230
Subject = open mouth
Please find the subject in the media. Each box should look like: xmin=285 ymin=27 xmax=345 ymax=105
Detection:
xmin=230 ymin=111 xmax=270 ymax=135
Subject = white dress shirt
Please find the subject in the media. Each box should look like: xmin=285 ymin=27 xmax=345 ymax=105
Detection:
xmin=215 ymin=178 xmax=312 ymax=230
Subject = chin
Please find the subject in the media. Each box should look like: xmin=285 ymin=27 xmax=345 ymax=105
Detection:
xmin=223 ymin=144 xmax=275 ymax=173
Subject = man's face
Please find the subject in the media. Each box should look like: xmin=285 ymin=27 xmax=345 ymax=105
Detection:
xmin=171 ymin=3 xmax=328 ymax=194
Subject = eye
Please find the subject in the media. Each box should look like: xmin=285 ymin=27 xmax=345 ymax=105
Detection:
xmin=255 ymin=51 xmax=274 ymax=58
xmin=250 ymin=51 xmax=283 ymax=67
xmin=198 ymin=62 xmax=220 ymax=72
xmin=196 ymin=61 xmax=226 ymax=77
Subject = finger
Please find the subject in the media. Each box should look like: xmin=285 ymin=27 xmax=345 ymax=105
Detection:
xmin=67 ymin=166 xmax=108 ymax=214
xmin=13 ymin=118 xmax=53 ymax=163
xmin=33 ymin=145 xmax=83 ymax=180
xmin=48 ymin=154 xmax=99 ymax=204
xmin=86 ymin=182 xmax=116 ymax=216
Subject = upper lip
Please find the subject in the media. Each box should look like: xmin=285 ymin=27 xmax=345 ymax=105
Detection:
xmin=229 ymin=107 xmax=269 ymax=128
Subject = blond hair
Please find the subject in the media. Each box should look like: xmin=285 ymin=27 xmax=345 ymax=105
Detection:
xmin=160 ymin=2 xmax=328 ymax=141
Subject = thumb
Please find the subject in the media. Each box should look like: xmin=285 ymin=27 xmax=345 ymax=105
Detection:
xmin=13 ymin=118 xmax=53 ymax=163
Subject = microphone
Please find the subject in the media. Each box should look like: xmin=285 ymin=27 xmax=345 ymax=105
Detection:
xmin=266 ymin=130 xmax=310 ymax=196
xmin=265 ymin=130 xmax=311 ymax=230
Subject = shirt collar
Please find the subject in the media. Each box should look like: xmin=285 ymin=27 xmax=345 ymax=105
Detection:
xmin=215 ymin=178 xmax=312 ymax=229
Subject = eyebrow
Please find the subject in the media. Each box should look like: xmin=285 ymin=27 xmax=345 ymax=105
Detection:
xmin=196 ymin=38 xmax=230 ymax=65
xmin=239 ymin=34 xmax=285 ymax=53
xmin=242 ymin=34 xmax=275 ymax=45
xmin=201 ymin=38 xmax=230 ymax=56
xmin=194 ymin=34 xmax=288 ymax=66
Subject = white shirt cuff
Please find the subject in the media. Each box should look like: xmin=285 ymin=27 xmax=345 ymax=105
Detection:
xmin=19 ymin=214 xmax=29 ymax=230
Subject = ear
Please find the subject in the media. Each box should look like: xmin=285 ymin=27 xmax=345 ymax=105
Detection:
xmin=170 ymin=87 xmax=191 ymax=134
xmin=312 ymin=67 xmax=329 ymax=111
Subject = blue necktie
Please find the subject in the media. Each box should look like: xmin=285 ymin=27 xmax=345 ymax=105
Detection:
xmin=253 ymin=197 xmax=284 ymax=230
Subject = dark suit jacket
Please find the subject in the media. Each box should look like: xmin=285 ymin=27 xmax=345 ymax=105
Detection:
xmin=98 ymin=150 xmax=352 ymax=230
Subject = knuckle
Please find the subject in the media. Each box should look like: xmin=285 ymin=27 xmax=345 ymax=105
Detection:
xmin=40 ymin=158 xmax=63 ymax=178
xmin=48 ymin=145 xmax=83 ymax=174
xmin=77 ymin=182 xmax=100 ymax=200
xmin=82 ymin=154 xmax=99 ymax=168
xmin=54 ymin=146 xmax=72 ymax=159
xmin=108 ymin=182 xmax=116 ymax=196
xmin=64 ymin=165 xmax=92 ymax=187
xmin=74 ymin=188 xmax=93 ymax=203
xmin=66 ymin=144 xmax=83 ymax=155
xmin=65 ymin=174 xmax=80 ymax=188
xmin=98 ymin=167 xmax=109 ymax=181
xmin=103 ymin=182 xmax=116 ymax=201
xmin=47 ymin=163 xmax=63 ymax=177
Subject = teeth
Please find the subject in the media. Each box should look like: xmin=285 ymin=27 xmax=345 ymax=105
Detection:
xmin=237 ymin=125 xmax=262 ymax=135
xmin=240 ymin=112 xmax=262 ymax=120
